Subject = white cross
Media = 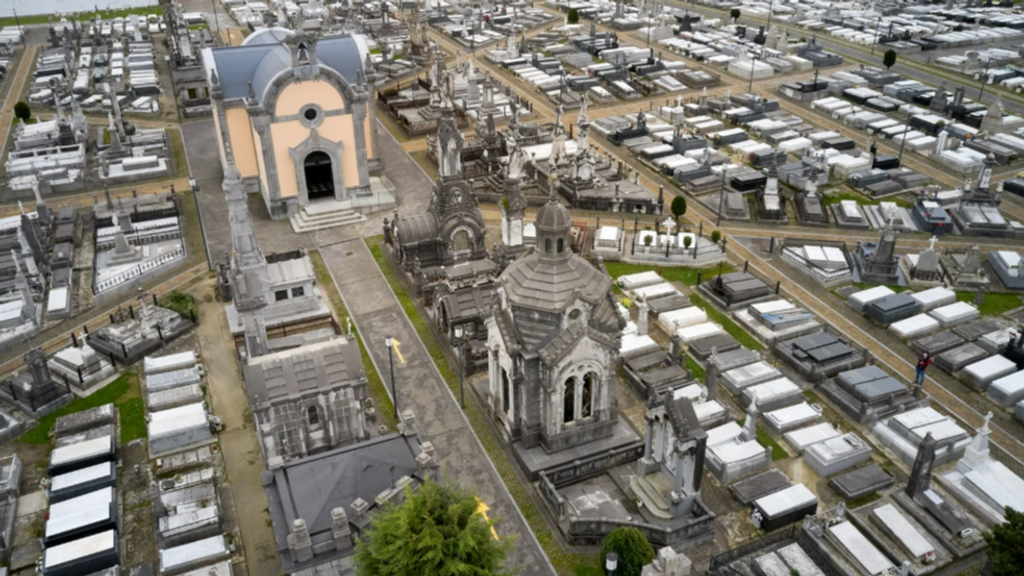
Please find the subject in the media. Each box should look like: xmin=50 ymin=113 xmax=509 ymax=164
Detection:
xmin=662 ymin=217 xmax=676 ymax=235
xmin=928 ymin=236 xmax=938 ymax=251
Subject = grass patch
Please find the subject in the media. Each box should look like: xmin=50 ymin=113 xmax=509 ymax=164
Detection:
xmin=20 ymin=371 xmax=143 ymax=445
xmin=409 ymin=150 xmax=439 ymax=181
xmin=188 ymin=23 xmax=208 ymax=30
xmin=118 ymin=397 xmax=147 ymax=443
xmin=736 ymin=419 xmax=788 ymax=461
xmin=167 ymin=128 xmax=188 ymax=180
xmin=604 ymin=261 xmax=735 ymax=287
xmin=0 ymin=6 xmax=163 ymax=26
xmin=955 ymin=291 xmax=1022 ymax=317
xmin=685 ymin=353 xmax=705 ymax=382
xmin=758 ymin=426 xmax=788 ymax=461
xmin=845 ymin=491 xmax=883 ymax=509
xmin=178 ymin=189 xmax=207 ymax=269
xmin=822 ymin=191 xmax=877 ymax=206
xmin=159 ymin=291 xmax=197 ymax=321
xmin=367 ymin=237 xmax=598 ymax=576
xmin=853 ymin=282 xmax=911 ymax=293
xmin=102 ymin=128 xmax=111 ymax=146
xmin=689 ymin=294 xmax=765 ymax=352
xmin=309 ymin=250 xmax=398 ymax=431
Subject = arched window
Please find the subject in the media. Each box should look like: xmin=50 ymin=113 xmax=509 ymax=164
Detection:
xmin=581 ymin=373 xmax=595 ymax=419
xmin=307 ymin=406 xmax=320 ymax=426
xmin=501 ymin=368 xmax=511 ymax=415
xmin=452 ymin=229 xmax=470 ymax=252
xmin=557 ymin=238 xmax=564 ymax=253
xmin=563 ymin=377 xmax=576 ymax=424
xmin=545 ymin=238 xmax=552 ymax=254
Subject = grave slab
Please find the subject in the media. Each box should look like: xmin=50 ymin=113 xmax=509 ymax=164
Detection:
xmin=934 ymin=343 xmax=989 ymax=373
xmin=829 ymin=464 xmax=895 ymax=499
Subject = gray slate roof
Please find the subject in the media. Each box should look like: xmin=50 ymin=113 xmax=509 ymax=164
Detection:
xmin=209 ymin=33 xmax=366 ymax=102
xmin=501 ymin=253 xmax=611 ymax=312
xmin=243 ymin=338 xmax=364 ymax=405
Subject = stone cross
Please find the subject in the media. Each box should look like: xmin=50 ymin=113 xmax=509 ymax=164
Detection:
xmin=662 ymin=217 xmax=676 ymax=236
xmin=928 ymin=236 xmax=938 ymax=251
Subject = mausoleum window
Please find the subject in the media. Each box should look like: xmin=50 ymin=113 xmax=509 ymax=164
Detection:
xmin=452 ymin=229 xmax=470 ymax=252
xmin=563 ymin=377 xmax=576 ymax=424
xmin=275 ymin=289 xmax=289 ymax=302
xmin=291 ymin=286 xmax=305 ymax=298
xmin=307 ymin=406 xmax=320 ymax=426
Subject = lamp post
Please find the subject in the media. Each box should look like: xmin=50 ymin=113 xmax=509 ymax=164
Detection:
xmin=896 ymin=122 xmax=910 ymax=167
xmin=605 ymin=552 xmax=618 ymax=576
xmin=978 ymin=61 xmax=992 ymax=101
xmin=189 ymin=177 xmax=212 ymax=271
xmin=716 ymin=166 xmax=726 ymax=226
xmin=453 ymin=325 xmax=465 ymax=408
xmin=870 ymin=16 xmax=882 ymax=55
xmin=386 ymin=335 xmax=398 ymax=418
xmin=13 ymin=9 xmax=25 ymax=48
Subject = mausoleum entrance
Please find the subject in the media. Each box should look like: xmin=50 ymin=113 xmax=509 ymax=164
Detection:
xmin=304 ymin=151 xmax=336 ymax=200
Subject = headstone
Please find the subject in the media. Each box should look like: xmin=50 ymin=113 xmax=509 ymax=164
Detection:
xmin=906 ymin=431 xmax=936 ymax=498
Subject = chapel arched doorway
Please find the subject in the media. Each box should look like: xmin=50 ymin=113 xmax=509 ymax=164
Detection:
xmin=304 ymin=151 xmax=335 ymax=200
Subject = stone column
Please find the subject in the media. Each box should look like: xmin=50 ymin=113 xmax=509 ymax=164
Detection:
xmin=287 ymin=519 xmax=314 ymax=563
xmin=642 ymin=417 xmax=654 ymax=460
xmin=332 ymin=508 xmax=352 ymax=551
xmin=638 ymin=297 xmax=649 ymax=336
xmin=350 ymin=99 xmax=371 ymax=189
xmin=637 ymin=416 xmax=658 ymax=475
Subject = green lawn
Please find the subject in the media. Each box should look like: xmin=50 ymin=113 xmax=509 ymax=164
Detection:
xmin=20 ymin=371 xmax=144 ymax=445
xmin=757 ymin=427 xmax=788 ymax=461
xmin=685 ymin=353 xmax=705 ymax=382
xmin=178 ymin=189 xmax=207 ymax=269
xmin=604 ymin=261 xmax=735 ymax=287
xmin=366 ymin=237 xmax=599 ymax=576
xmin=159 ymin=291 xmax=197 ymax=321
xmin=737 ymin=419 xmax=788 ymax=461
xmin=167 ymin=128 xmax=188 ymax=180
xmin=689 ymin=294 xmax=765 ymax=352
xmin=822 ymin=191 xmax=877 ymax=206
xmin=310 ymin=250 xmax=398 ymax=431
xmin=955 ymin=291 xmax=1023 ymax=317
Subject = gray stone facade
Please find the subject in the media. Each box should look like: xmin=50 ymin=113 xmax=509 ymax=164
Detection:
xmin=485 ymin=181 xmax=625 ymax=453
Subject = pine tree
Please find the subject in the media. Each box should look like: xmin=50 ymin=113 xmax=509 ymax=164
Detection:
xmin=985 ymin=507 xmax=1024 ymax=576
xmin=355 ymin=480 xmax=515 ymax=576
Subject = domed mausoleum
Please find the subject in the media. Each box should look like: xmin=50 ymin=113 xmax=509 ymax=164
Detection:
xmin=485 ymin=184 xmax=625 ymax=453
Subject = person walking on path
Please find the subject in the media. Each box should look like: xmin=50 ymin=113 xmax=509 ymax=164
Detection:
xmin=915 ymin=353 xmax=931 ymax=385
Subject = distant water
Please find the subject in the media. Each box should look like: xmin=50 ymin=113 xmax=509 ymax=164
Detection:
xmin=4 ymin=0 xmax=159 ymax=18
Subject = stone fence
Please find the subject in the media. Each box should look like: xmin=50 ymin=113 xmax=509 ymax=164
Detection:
xmin=540 ymin=442 xmax=645 ymax=488
xmin=565 ymin=513 xmax=715 ymax=549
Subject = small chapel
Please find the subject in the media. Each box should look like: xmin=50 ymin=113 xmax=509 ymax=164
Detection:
xmin=204 ymin=29 xmax=380 ymax=219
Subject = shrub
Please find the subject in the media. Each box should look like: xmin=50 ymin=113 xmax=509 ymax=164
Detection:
xmin=711 ymin=230 xmax=722 ymax=243
xmin=13 ymin=101 xmax=30 ymax=122
xmin=730 ymin=8 xmax=741 ymax=22
xmin=601 ymin=527 xmax=656 ymax=576
xmin=683 ymin=235 xmax=693 ymax=249
xmin=671 ymin=196 xmax=687 ymax=220
xmin=158 ymin=291 xmax=197 ymax=320
xmin=883 ymin=49 xmax=897 ymax=70
xmin=643 ymin=234 xmax=654 ymax=246
xmin=567 ymin=8 xmax=579 ymax=24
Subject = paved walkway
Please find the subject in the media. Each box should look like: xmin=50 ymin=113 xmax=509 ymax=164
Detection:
xmin=194 ymin=279 xmax=282 ymax=576
xmin=319 ymin=239 xmax=555 ymax=576
xmin=0 ymin=45 xmax=38 ymax=162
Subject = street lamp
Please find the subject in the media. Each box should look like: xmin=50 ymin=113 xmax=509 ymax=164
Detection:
xmin=453 ymin=324 xmax=465 ymax=408
xmin=605 ymin=552 xmax=618 ymax=576
xmin=386 ymin=335 xmax=398 ymax=418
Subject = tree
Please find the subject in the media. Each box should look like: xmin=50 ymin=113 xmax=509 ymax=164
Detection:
xmin=985 ymin=507 xmax=1024 ymax=576
xmin=13 ymin=101 xmax=30 ymax=122
xmin=671 ymin=196 xmax=687 ymax=226
xmin=601 ymin=527 xmax=655 ymax=576
xmin=711 ymin=230 xmax=722 ymax=243
xmin=567 ymin=8 xmax=579 ymax=24
xmin=883 ymin=49 xmax=897 ymax=70
xmin=730 ymin=8 xmax=741 ymax=22
xmin=355 ymin=480 xmax=514 ymax=576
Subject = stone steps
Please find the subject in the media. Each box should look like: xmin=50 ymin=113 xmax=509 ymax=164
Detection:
xmin=290 ymin=204 xmax=367 ymax=233
xmin=629 ymin=473 xmax=672 ymax=520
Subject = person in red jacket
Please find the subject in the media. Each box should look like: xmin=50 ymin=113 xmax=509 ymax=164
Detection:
xmin=915 ymin=353 xmax=931 ymax=385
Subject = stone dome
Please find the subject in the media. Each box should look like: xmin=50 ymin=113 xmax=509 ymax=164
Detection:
xmin=534 ymin=198 xmax=571 ymax=233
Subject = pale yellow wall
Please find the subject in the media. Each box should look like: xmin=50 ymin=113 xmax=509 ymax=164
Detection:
xmin=252 ymin=128 xmax=269 ymax=197
xmin=226 ymin=108 xmax=259 ymax=178
xmin=212 ymin=105 xmax=227 ymax=169
xmin=275 ymin=80 xmax=346 ymax=117
xmin=364 ymin=114 xmax=373 ymax=159
xmin=270 ymin=113 xmax=359 ymax=199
